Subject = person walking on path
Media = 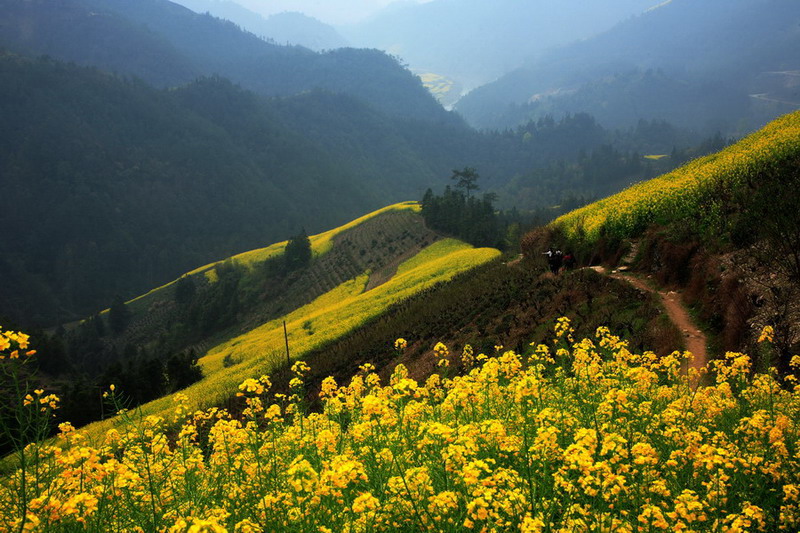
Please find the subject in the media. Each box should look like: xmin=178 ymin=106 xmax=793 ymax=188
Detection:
xmin=544 ymin=248 xmax=563 ymax=274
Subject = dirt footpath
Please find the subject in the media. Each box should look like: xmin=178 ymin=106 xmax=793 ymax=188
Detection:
xmin=591 ymin=266 xmax=708 ymax=370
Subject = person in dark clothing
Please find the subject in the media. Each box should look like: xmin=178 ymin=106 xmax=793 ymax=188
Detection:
xmin=544 ymin=248 xmax=563 ymax=274
xmin=553 ymin=249 xmax=563 ymax=273
xmin=563 ymin=252 xmax=576 ymax=270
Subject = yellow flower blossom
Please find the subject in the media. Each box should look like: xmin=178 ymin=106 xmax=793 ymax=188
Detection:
xmin=758 ymin=325 xmax=774 ymax=343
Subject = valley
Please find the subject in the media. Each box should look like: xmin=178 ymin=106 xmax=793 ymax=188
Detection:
xmin=1 ymin=0 xmax=800 ymax=531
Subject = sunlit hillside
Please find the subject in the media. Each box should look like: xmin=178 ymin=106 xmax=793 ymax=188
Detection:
xmin=530 ymin=110 xmax=800 ymax=369
xmin=551 ymin=110 xmax=800 ymax=243
xmin=69 ymin=204 xmax=500 ymax=443
xmin=125 ymin=202 xmax=424 ymax=313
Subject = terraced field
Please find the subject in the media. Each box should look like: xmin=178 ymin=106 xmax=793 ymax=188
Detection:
xmin=114 ymin=203 xmax=438 ymax=353
xmin=73 ymin=205 xmax=500 ymax=442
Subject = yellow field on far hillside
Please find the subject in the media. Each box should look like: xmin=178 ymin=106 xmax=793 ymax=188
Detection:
xmin=77 ymin=238 xmax=499 ymax=444
xmin=124 ymin=202 xmax=421 ymax=311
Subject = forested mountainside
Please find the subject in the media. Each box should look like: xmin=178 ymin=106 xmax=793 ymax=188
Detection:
xmin=0 ymin=0 xmax=443 ymax=120
xmin=0 ymin=55 xmax=435 ymax=327
xmin=456 ymin=0 xmax=800 ymax=134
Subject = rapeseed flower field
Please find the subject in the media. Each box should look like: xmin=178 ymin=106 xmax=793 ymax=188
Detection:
xmin=553 ymin=111 xmax=800 ymax=242
xmin=3 ymin=319 xmax=799 ymax=532
xmin=126 ymin=202 xmax=421 ymax=311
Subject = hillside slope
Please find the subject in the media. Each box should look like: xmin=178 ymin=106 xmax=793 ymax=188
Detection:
xmin=549 ymin=111 xmax=800 ymax=243
xmin=50 ymin=203 xmax=500 ymax=430
xmin=70 ymin=204 xmax=499 ymax=435
xmin=0 ymin=53 xmax=469 ymax=327
xmin=116 ymin=204 xmax=444 ymax=362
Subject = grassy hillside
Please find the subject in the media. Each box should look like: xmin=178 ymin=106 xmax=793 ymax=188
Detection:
xmin=125 ymin=202 xmax=424 ymax=314
xmin=56 ymin=204 xmax=499 ymax=441
xmin=100 ymin=203 xmax=443 ymax=365
xmin=527 ymin=110 xmax=800 ymax=362
xmin=283 ymin=262 xmax=683 ymax=409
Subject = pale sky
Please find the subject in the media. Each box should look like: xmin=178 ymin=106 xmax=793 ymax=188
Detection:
xmin=234 ymin=0 xmax=428 ymax=25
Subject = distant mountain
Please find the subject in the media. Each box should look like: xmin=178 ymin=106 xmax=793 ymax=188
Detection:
xmin=456 ymin=0 xmax=800 ymax=134
xmin=171 ymin=0 xmax=348 ymax=50
xmin=0 ymin=0 xmax=441 ymax=120
xmin=344 ymin=0 xmax=658 ymax=93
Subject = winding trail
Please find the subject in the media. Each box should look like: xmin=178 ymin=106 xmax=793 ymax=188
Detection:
xmin=591 ymin=266 xmax=708 ymax=370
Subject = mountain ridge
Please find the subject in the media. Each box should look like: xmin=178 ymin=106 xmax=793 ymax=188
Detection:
xmin=170 ymin=0 xmax=349 ymax=50
xmin=345 ymin=0 xmax=658 ymax=93
xmin=0 ymin=0 xmax=445 ymax=120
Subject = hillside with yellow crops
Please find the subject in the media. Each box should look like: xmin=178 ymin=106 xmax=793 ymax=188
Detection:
xmin=5 ymin=120 xmax=800 ymax=530
xmin=523 ymin=110 xmax=800 ymax=368
xmin=549 ymin=111 xmax=800 ymax=244
xmin=3 ymin=315 xmax=799 ymax=531
xmin=41 ymin=203 xmax=499 ymax=441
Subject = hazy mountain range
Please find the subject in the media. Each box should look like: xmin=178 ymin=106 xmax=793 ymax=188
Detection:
xmin=455 ymin=0 xmax=800 ymax=133
xmin=0 ymin=0 xmax=441 ymax=120
xmin=343 ymin=0 xmax=659 ymax=92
